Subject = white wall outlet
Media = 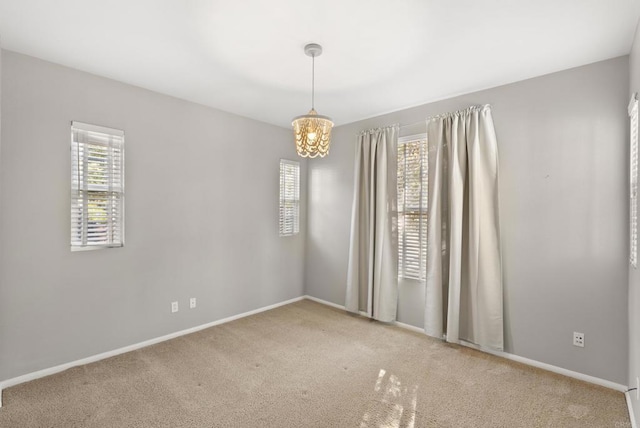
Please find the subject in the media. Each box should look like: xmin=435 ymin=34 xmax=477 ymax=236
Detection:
xmin=190 ymin=298 xmax=196 ymax=309
xmin=171 ymin=301 xmax=179 ymax=313
xmin=573 ymin=332 xmax=584 ymax=347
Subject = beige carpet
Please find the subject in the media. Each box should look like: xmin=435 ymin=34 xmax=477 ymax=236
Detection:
xmin=0 ymin=299 xmax=630 ymax=427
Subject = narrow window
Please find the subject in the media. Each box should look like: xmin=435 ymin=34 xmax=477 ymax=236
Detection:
xmin=71 ymin=122 xmax=125 ymax=250
xmin=279 ymin=159 xmax=300 ymax=236
xmin=398 ymin=135 xmax=428 ymax=280
xmin=630 ymin=95 xmax=638 ymax=268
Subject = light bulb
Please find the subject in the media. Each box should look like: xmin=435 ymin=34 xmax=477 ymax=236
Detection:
xmin=307 ymin=131 xmax=317 ymax=141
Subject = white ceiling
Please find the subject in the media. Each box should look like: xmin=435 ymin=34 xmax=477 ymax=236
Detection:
xmin=0 ymin=0 xmax=639 ymax=128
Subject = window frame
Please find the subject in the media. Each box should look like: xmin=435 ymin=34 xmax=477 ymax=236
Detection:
xmin=397 ymin=133 xmax=428 ymax=281
xmin=279 ymin=159 xmax=300 ymax=237
xmin=630 ymin=94 xmax=638 ymax=268
xmin=70 ymin=121 xmax=125 ymax=251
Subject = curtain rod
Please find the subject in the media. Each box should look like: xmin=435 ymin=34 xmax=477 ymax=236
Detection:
xmin=399 ymin=120 xmax=425 ymax=129
xmin=399 ymin=104 xmax=493 ymax=128
xmin=359 ymin=105 xmax=493 ymax=135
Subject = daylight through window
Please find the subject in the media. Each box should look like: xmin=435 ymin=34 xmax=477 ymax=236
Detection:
xmin=398 ymin=135 xmax=428 ymax=280
xmin=630 ymin=95 xmax=638 ymax=268
xmin=279 ymin=159 xmax=300 ymax=236
xmin=71 ymin=122 xmax=125 ymax=250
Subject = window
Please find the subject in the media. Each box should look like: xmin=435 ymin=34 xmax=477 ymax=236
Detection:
xmin=71 ymin=122 xmax=124 ymax=250
xmin=279 ymin=159 xmax=300 ymax=236
xmin=398 ymin=135 xmax=428 ymax=280
xmin=630 ymin=95 xmax=638 ymax=268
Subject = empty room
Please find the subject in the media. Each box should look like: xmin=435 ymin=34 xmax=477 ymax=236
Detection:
xmin=0 ymin=0 xmax=639 ymax=427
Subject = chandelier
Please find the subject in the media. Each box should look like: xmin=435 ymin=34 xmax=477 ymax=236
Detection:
xmin=292 ymin=43 xmax=333 ymax=158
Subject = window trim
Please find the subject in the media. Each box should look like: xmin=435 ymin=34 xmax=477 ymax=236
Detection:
xmin=630 ymin=95 xmax=638 ymax=268
xmin=71 ymin=121 xmax=125 ymax=251
xmin=279 ymin=159 xmax=300 ymax=237
xmin=397 ymin=133 xmax=428 ymax=281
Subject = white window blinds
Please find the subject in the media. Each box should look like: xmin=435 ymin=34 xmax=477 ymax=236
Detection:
xmin=71 ymin=122 xmax=125 ymax=250
xmin=630 ymin=95 xmax=638 ymax=268
xmin=398 ymin=136 xmax=428 ymax=280
xmin=279 ymin=159 xmax=300 ymax=236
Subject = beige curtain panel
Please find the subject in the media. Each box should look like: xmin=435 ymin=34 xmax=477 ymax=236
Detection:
xmin=425 ymin=105 xmax=504 ymax=350
xmin=346 ymin=125 xmax=399 ymax=322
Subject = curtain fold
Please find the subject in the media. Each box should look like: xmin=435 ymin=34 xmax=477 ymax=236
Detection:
xmin=346 ymin=125 xmax=399 ymax=322
xmin=425 ymin=105 xmax=503 ymax=350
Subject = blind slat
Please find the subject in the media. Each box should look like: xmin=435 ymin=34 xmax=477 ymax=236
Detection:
xmin=71 ymin=122 xmax=125 ymax=250
xmin=631 ymin=100 xmax=638 ymax=268
xmin=398 ymin=138 xmax=428 ymax=280
xmin=279 ymin=159 xmax=300 ymax=236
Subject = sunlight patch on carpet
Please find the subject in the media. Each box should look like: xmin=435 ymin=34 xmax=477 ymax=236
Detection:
xmin=360 ymin=368 xmax=418 ymax=428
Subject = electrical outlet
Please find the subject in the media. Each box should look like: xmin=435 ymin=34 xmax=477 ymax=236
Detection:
xmin=573 ymin=332 xmax=584 ymax=348
xmin=190 ymin=298 xmax=196 ymax=309
xmin=171 ymin=301 xmax=179 ymax=313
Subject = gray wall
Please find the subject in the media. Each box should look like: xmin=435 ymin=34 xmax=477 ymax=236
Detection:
xmin=629 ymin=17 xmax=640 ymax=422
xmin=0 ymin=50 xmax=307 ymax=382
xmin=305 ymin=57 xmax=629 ymax=385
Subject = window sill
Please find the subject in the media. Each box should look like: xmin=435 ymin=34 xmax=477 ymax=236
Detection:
xmin=71 ymin=244 xmax=124 ymax=252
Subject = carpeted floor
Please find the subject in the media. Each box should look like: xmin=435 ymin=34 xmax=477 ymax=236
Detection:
xmin=0 ymin=299 xmax=630 ymax=427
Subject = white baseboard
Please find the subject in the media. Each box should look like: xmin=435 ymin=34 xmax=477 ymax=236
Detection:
xmin=0 ymin=295 xmax=305 ymax=408
xmin=393 ymin=320 xmax=425 ymax=334
xmin=304 ymin=295 xmax=426 ymax=333
xmin=457 ymin=340 xmax=627 ymax=392
xmin=303 ymin=295 xmax=422 ymax=331
xmin=0 ymin=293 xmax=631 ymax=419
xmin=303 ymin=295 xmax=629 ymax=394
xmin=304 ymin=295 xmax=345 ymax=310
xmin=626 ymin=391 xmax=639 ymax=428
